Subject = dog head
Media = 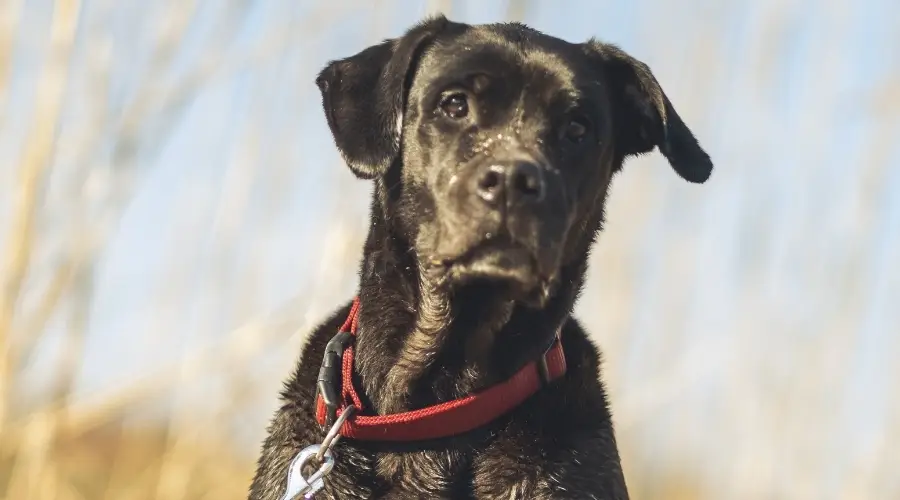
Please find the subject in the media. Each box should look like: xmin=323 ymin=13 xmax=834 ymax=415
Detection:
xmin=316 ymin=17 xmax=712 ymax=304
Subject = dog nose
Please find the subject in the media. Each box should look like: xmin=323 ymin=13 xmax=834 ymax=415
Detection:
xmin=475 ymin=161 xmax=545 ymax=206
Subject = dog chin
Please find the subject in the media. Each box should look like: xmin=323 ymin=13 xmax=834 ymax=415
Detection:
xmin=442 ymin=243 xmax=555 ymax=306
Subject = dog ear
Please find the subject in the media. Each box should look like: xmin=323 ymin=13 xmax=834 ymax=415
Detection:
xmin=586 ymin=41 xmax=713 ymax=184
xmin=315 ymin=16 xmax=449 ymax=180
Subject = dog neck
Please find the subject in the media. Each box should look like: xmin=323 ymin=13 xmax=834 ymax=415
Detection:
xmin=351 ymin=194 xmax=586 ymax=416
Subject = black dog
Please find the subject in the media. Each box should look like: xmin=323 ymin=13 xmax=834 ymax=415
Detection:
xmin=250 ymin=15 xmax=712 ymax=500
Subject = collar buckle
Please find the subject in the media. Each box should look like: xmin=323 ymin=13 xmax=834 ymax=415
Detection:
xmin=316 ymin=330 xmax=353 ymax=426
xmin=536 ymin=326 xmax=562 ymax=385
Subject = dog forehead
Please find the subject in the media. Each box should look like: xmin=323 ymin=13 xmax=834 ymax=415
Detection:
xmin=413 ymin=26 xmax=588 ymax=96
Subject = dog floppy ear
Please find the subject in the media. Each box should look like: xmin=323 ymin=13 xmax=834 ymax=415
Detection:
xmin=586 ymin=41 xmax=713 ymax=184
xmin=316 ymin=16 xmax=448 ymax=179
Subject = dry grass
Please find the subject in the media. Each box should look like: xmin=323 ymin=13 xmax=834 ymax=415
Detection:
xmin=1 ymin=422 xmax=253 ymax=500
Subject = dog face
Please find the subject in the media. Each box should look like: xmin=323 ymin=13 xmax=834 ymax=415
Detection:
xmin=316 ymin=17 xmax=711 ymax=302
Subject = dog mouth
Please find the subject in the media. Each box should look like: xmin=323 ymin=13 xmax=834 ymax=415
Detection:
xmin=429 ymin=235 xmax=556 ymax=302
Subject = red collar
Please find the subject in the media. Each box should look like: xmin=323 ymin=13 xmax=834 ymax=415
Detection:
xmin=314 ymin=297 xmax=567 ymax=442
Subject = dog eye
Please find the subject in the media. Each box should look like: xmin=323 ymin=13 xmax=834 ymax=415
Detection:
xmin=439 ymin=93 xmax=469 ymax=119
xmin=563 ymin=117 xmax=590 ymax=143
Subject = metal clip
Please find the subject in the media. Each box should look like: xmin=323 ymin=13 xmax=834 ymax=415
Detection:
xmin=278 ymin=406 xmax=356 ymax=500
xmin=279 ymin=445 xmax=334 ymax=500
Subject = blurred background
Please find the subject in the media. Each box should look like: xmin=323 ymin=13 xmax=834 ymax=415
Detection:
xmin=1 ymin=0 xmax=898 ymax=498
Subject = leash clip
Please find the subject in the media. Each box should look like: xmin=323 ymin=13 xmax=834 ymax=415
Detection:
xmin=279 ymin=445 xmax=333 ymax=500
xmin=279 ymin=406 xmax=356 ymax=500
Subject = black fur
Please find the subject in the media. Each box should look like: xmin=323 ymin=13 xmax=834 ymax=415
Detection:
xmin=250 ymin=16 xmax=712 ymax=500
